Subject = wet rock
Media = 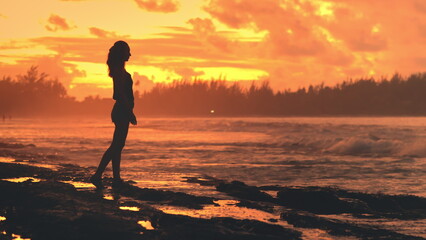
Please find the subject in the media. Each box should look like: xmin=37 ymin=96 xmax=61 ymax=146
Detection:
xmin=216 ymin=181 xmax=275 ymax=202
xmin=339 ymin=189 xmax=426 ymax=219
xmin=281 ymin=210 xmax=424 ymax=240
xmin=258 ymin=185 xmax=285 ymax=191
xmin=0 ymin=180 xmax=149 ymax=240
xmin=0 ymin=162 xmax=303 ymax=240
xmin=2 ymin=157 xmax=425 ymax=239
xmin=117 ymin=183 xmax=216 ymax=209
xmin=183 ymin=176 xmax=226 ymax=187
xmin=156 ymin=214 xmax=301 ymax=240
xmin=277 ymin=187 xmax=359 ymax=214
xmin=0 ymin=162 xmax=54 ymax=179
xmin=277 ymin=186 xmax=426 ymax=219
xmin=236 ymin=200 xmax=274 ymax=213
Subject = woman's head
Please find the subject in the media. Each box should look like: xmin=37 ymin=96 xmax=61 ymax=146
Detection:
xmin=107 ymin=40 xmax=131 ymax=77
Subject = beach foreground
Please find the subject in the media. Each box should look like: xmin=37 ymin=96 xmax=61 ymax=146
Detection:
xmin=1 ymin=142 xmax=425 ymax=240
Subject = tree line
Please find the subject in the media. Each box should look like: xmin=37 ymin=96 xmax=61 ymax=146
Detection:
xmin=1 ymin=66 xmax=426 ymax=117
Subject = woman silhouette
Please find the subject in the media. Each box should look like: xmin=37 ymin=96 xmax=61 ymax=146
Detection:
xmin=91 ymin=40 xmax=137 ymax=188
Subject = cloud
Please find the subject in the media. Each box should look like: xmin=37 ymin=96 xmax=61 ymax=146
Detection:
xmin=203 ymin=0 xmax=330 ymax=50
xmin=134 ymin=0 xmax=179 ymax=13
xmin=0 ymin=40 xmax=34 ymax=51
xmin=202 ymin=0 xmax=426 ymax=90
xmin=414 ymin=0 xmax=426 ymax=14
xmin=204 ymin=0 xmax=330 ymax=57
xmin=188 ymin=18 xmax=231 ymax=53
xmin=202 ymin=0 xmax=386 ymax=56
xmin=6 ymin=0 xmax=423 ymax=98
xmin=31 ymin=35 xmax=234 ymax=64
xmin=172 ymin=67 xmax=205 ymax=79
xmin=45 ymin=14 xmax=74 ymax=32
xmin=89 ymin=27 xmax=124 ymax=38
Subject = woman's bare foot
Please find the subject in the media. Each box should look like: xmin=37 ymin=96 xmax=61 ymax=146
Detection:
xmin=90 ymin=175 xmax=103 ymax=189
xmin=112 ymin=178 xmax=125 ymax=189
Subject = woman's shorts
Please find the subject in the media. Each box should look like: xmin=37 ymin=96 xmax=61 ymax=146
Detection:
xmin=111 ymin=102 xmax=130 ymax=123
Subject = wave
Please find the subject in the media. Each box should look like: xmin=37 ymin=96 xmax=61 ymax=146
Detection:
xmin=325 ymin=137 xmax=401 ymax=156
xmin=4 ymin=118 xmax=426 ymax=160
xmin=399 ymin=140 xmax=426 ymax=157
xmin=125 ymin=136 xmax=414 ymax=159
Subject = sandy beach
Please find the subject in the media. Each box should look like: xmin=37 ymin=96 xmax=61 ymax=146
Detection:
xmin=1 ymin=141 xmax=425 ymax=240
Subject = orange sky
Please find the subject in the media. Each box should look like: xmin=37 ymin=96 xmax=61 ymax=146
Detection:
xmin=1 ymin=0 xmax=425 ymax=100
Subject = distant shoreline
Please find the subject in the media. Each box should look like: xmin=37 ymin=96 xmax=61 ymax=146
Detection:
xmin=3 ymin=68 xmax=426 ymax=117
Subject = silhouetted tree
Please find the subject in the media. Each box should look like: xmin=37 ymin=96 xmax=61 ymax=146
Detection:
xmin=2 ymin=67 xmax=426 ymax=116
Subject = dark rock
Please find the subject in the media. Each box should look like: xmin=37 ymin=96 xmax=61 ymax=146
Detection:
xmin=183 ymin=176 xmax=225 ymax=187
xmin=236 ymin=200 xmax=274 ymax=213
xmin=0 ymin=162 xmax=303 ymax=240
xmin=117 ymin=183 xmax=215 ymax=209
xmin=216 ymin=181 xmax=274 ymax=202
xmin=156 ymin=214 xmax=301 ymax=240
xmin=258 ymin=185 xmax=285 ymax=191
xmin=281 ymin=211 xmax=424 ymax=240
xmin=277 ymin=186 xmax=426 ymax=219
xmin=339 ymin=190 xmax=426 ymax=219
xmin=0 ymin=162 xmax=54 ymax=179
xmin=277 ymin=187 xmax=358 ymax=214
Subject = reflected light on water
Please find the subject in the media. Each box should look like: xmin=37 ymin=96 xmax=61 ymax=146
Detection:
xmin=0 ymin=216 xmax=6 ymax=221
xmin=134 ymin=178 xmax=195 ymax=191
xmin=119 ymin=206 xmax=140 ymax=212
xmin=62 ymin=181 xmax=95 ymax=189
xmin=103 ymin=194 xmax=114 ymax=200
xmin=157 ymin=199 xmax=283 ymax=225
xmin=3 ymin=177 xmax=41 ymax=183
xmin=301 ymin=229 xmax=358 ymax=240
xmin=24 ymin=161 xmax=57 ymax=170
xmin=214 ymin=199 xmax=239 ymax=206
xmin=11 ymin=233 xmax=30 ymax=240
xmin=0 ymin=157 xmax=15 ymax=163
xmin=0 ymin=157 xmax=57 ymax=170
xmin=138 ymin=220 xmax=155 ymax=230
xmin=156 ymin=199 xmax=348 ymax=239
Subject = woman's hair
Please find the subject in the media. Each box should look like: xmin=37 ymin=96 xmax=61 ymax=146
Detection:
xmin=107 ymin=40 xmax=129 ymax=77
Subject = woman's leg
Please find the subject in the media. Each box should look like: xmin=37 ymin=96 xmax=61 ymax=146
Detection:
xmin=93 ymin=120 xmax=129 ymax=179
xmin=111 ymin=121 xmax=129 ymax=180
xmin=93 ymin=147 xmax=113 ymax=179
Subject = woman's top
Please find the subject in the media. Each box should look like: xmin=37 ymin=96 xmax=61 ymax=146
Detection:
xmin=112 ymin=72 xmax=134 ymax=109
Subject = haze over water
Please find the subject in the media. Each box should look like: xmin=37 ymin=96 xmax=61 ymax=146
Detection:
xmin=1 ymin=117 xmax=425 ymax=198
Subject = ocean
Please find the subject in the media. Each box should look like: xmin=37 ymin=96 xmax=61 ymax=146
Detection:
xmin=1 ymin=116 xmax=426 ymax=239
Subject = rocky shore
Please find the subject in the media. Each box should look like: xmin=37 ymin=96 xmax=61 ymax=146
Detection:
xmin=0 ymin=142 xmax=425 ymax=240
